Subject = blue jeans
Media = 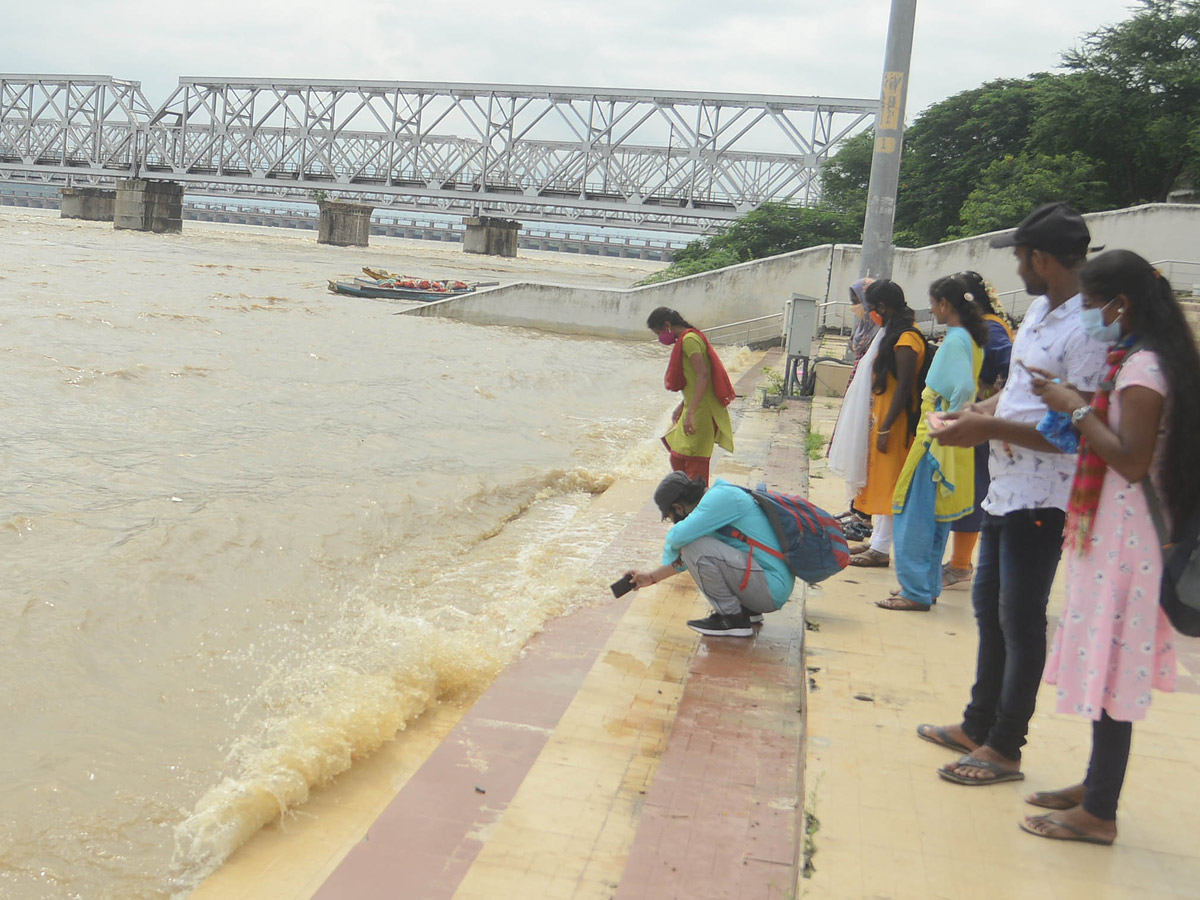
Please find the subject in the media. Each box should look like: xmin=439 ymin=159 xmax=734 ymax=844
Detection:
xmin=892 ymin=455 xmax=952 ymax=606
xmin=961 ymin=508 xmax=1065 ymax=760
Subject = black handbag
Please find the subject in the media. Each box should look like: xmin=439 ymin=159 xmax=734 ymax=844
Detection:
xmin=1142 ymin=480 xmax=1200 ymax=637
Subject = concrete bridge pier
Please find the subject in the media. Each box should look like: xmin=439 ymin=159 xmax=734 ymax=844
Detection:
xmin=318 ymin=200 xmax=374 ymax=247
xmin=60 ymin=187 xmax=116 ymax=221
xmin=463 ymin=216 xmax=520 ymax=257
xmin=114 ymin=179 xmax=184 ymax=233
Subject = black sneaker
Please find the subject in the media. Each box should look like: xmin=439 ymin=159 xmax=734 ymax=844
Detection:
xmin=687 ymin=611 xmax=754 ymax=637
xmin=740 ymin=605 xmax=765 ymax=624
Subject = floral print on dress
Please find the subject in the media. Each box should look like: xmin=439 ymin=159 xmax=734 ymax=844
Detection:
xmin=1043 ymin=350 xmax=1176 ymax=722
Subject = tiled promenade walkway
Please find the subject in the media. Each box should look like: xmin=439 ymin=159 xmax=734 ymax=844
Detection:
xmin=802 ymin=400 xmax=1200 ymax=899
xmin=195 ymin=348 xmax=1200 ymax=898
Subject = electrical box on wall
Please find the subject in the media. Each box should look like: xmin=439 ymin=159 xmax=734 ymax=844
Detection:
xmin=784 ymin=293 xmax=819 ymax=358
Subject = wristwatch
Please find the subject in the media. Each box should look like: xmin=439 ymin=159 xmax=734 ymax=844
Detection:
xmin=1070 ymin=405 xmax=1094 ymax=425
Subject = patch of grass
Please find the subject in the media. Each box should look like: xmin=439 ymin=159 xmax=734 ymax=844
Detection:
xmin=804 ymin=429 xmax=826 ymax=460
xmin=761 ymin=365 xmax=786 ymax=396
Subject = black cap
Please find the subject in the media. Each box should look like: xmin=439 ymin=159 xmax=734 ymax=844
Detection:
xmin=988 ymin=202 xmax=1091 ymax=255
xmin=654 ymin=471 xmax=698 ymax=519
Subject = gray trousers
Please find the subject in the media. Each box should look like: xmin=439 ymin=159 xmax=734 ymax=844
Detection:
xmin=680 ymin=535 xmax=776 ymax=616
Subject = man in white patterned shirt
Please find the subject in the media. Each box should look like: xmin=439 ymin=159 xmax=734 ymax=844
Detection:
xmin=916 ymin=203 xmax=1109 ymax=786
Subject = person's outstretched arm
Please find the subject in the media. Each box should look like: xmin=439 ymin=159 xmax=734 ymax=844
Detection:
xmin=626 ymin=563 xmax=680 ymax=588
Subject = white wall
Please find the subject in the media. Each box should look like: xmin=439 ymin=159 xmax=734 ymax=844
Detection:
xmin=405 ymin=203 xmax=1200 ymax=343
xmin=406 ymin=242 xmax=841 ymax=341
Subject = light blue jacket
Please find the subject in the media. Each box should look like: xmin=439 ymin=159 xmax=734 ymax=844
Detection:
xmin=662 ymin=479 xmax=795 ymax=608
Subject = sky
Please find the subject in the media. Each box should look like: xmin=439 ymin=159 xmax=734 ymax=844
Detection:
xmin=2 ymin=0 xmax=1141 ymax=119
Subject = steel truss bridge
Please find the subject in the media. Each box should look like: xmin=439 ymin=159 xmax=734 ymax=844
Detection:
xmin=0 ymin=75 xmax=876 ymax=234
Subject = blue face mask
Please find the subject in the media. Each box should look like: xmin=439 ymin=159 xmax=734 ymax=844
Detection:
xmin=1081 ymin=299 xmax=1122 ymax=344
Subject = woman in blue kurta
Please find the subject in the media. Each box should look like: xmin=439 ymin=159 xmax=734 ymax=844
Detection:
xmin=878 ymin=275 xmax=988 ymax=611
xmin=944 ymin=272 xmax=1015 ymax=590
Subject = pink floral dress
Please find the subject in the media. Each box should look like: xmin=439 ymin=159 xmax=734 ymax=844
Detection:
xmin=1044 ymin=350 xmax=1176 ymax=722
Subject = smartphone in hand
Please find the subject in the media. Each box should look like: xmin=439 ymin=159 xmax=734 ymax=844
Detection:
xmin=610 ymin=574 xmax=636 ymax=598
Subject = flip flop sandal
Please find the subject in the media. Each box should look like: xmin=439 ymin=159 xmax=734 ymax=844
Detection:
xmin=916 ymin=724 xmax=973 ymax=754
xmin=938 ymin=754 xmax=1025 ymax=786
xmin=1025 ymin=789 xmax=1083 ymax=811
xmin=875 ymin=595 xmax=930 ymax=611
xmin=849 ymin=549 xmax=890 ymax=568
xmin=1019 ymin=814 xmax=1114 ymax=845
xmin=843 ymin=521 xmax=873 ymax=541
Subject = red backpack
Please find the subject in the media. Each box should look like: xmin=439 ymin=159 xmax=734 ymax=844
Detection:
xmin=721 ymin=487 xmax=850 ymax=585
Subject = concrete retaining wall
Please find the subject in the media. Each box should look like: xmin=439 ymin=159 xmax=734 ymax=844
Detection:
xmin=408 ymin=242 xmax=843 ymax=340
xmin=405 ymin=203 xmax=1200 ymax=344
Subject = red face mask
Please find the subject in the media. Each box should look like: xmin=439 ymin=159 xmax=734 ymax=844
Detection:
xmin=869 ymin=310 xmax=884 ymax=327
xmin=658 ymin=330 xmax=678 ymax=345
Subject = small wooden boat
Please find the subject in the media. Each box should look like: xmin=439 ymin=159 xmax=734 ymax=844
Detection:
xmin=327 ymin=280 xmax=473 ymax=301
xmin=326 ymin=268 xmax=495 ymax=303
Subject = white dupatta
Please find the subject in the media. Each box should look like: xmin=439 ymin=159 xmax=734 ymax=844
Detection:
xmin=826 ymin=328 xmax=884 ymax=504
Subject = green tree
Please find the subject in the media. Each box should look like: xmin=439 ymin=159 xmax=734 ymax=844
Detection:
xmin=638 ymin=247 xmax=743 ymax=285
xmin=712 ymin=203 xmax=860 ymax=260
xmin=639 ymin=202 xmax=860 ymax=285
xmin=1031 ymin=0 xmax=1200 ymax=204
xmin=956 ymin=152 xmax=1113 ymax=236
xmin=818 ymin=129 xmax=874 ymax=223
xmin=893 ymin=77 xmax=1048 ymax=246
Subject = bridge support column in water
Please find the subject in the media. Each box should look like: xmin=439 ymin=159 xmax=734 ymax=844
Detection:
xmin=463 ymin=216 xmax=520 ymax=257
xmin=114 ymin=179 xmax=184 ymax=233
xmin=318 ymin=200 xmax=374 ymax=247
xmin=60 ymin=187 xmax=116 ymax=222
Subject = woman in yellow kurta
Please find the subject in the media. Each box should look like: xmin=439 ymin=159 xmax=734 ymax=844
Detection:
xmin=647 ymin=307 xmax=735 ymax=484
xmin=878 ymin=274 xmax=988 ymax=611
xmin=849 ymin=280 xmax=927 ymax=568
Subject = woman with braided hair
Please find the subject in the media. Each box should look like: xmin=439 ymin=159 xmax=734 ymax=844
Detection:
xmin=878 ymin=273 xmax=987 ymax=611
xmin=942 ymin=271 xmax=1015 ymax=591
xmin=1020 ymin=250 xmax=1200 ymax=845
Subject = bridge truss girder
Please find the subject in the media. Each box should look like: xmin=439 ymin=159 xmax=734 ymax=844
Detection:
xmin=1 ymin=76 xmax=877 ymax=234
xmin=0 ymin=75 xmax=152 ymax=173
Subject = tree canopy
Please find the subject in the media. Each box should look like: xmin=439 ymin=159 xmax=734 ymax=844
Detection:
xmin=644 ymin=0 xmax=1198 ymax=283
xmin=638 ymin=203 xmax=860 ymax=285
xmin=1031 ymin=0 xmax=1200 ymax=205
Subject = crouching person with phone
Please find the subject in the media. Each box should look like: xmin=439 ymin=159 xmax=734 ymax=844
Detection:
xmin=622 ymin=472 xmax=799 ymax=637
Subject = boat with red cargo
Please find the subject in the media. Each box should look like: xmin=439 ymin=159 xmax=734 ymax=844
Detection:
xmin=327 ymin=268 xmax=495 ymax=302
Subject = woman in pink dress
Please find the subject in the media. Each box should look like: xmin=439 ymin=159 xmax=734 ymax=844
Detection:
xmin=1022 ymin=250 xmax=1200 ymax=845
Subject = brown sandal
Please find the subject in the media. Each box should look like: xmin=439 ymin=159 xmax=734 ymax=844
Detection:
xmin=875 ymin=595 xmax=930 ymax=611
xmin=849 ymin=549 xmax=890 ymax=567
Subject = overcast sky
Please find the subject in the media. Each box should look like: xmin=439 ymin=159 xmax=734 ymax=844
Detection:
xmin=4 ymin=0 xmax=1137 ymax=119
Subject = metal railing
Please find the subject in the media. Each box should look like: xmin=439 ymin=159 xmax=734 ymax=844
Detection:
xmin=995 ymin=258 xmax=1200 ymax=318
xmin=704 ymin=312 xmax=783 ymax=347
xmin=1155 ymin=259 xmax=1200 ymax=299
